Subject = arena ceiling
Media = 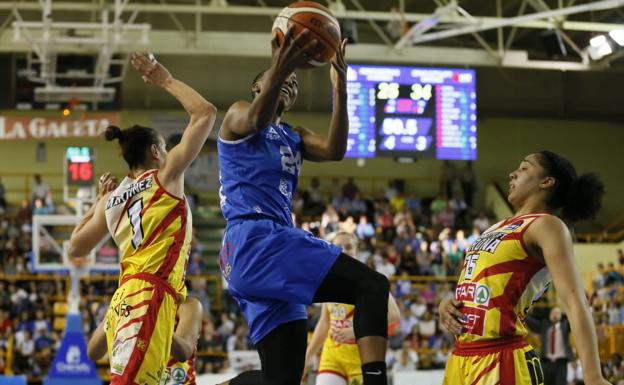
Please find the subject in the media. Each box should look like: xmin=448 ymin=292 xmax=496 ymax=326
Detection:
xmin=1 ymin=0 xmax=623 ymax=117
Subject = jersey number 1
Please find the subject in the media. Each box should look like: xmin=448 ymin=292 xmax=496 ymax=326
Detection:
xmin=127 ymin=199 xmax=144 ymax=249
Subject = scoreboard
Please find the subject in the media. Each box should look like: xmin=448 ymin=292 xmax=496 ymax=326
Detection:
xmin=345 ymin=65 xmax=477 ymax=160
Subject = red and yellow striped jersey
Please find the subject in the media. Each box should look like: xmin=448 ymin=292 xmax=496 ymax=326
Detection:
xmin=455 ymin=213 xmax=551 ymax=342
xmin=105 ymin=169 xmax=192 ymax=300
xmin=165 ymin=352 xmax=196 ymax=385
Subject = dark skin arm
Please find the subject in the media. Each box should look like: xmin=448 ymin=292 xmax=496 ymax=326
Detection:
xmin=220 ymin=26 xmax=317 ymax=141
xmin=293 ymin=39 xmax=349 ymax=162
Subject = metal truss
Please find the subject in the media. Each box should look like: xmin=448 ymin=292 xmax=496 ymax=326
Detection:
xmin=10 ymin=0 xmax=150 ymax=102
xmin=2 ymin=0 xmax=623 ymax=71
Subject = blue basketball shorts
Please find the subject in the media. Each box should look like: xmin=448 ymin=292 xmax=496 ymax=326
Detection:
xmin=219 ymin=218 xmax=341 ymax=343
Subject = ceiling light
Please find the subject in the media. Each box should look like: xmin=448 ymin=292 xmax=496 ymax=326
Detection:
xmin=587 ymin=34 xmax=613 ymax=60
xmin=590 ymin=35 xmax=607 ymax=47
xmin=609 ymin=29 xmax=624 ymax=46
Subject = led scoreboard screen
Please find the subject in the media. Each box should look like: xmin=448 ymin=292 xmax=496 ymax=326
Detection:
xmin=345 ymin=65 xmax=477 ymax=160
xmin=65 ymin=146 xmax=95 ymax=186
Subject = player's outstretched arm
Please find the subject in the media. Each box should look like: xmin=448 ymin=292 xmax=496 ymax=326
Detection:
xmin=68 ymin=173 xmax=117 ymax=261
xmin=294 ymin=39 xmax=348 ymax=162
xmin=171 ymin=297 xmax=203 ymax=362
xmin=221 ymin=27 xmax=317 ymax=141
xmin=527 ymin=216 xmax=610 ymax=385
xmin=130 ymin=53 xmax=217 ymax=187
xmin=304 ymin=304 xmax=330 ymax=373
xmin=87 ymin=322 xmax=107 ymax=361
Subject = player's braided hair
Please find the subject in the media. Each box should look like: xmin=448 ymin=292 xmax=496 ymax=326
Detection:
xmin=105 ymin=125 xmax=161 ymax=170
xmin=537 ymin=150 xmax=604 ymax=222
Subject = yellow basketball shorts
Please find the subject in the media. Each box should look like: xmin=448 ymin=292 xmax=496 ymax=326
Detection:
xmin=105 ymin=273 xmax=178 ymax=385
xmin=318 ymin=343 xmax=362 ymax=385
xmin=442 ymin=336 xmax=544 ymax=385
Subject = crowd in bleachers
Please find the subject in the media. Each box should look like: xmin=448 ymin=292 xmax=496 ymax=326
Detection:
xmin=1 ymin=173 xmax=624 ymax=383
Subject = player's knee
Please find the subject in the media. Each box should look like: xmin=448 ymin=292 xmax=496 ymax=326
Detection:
xmin=366 ymin=270 xmax=389 ymax=297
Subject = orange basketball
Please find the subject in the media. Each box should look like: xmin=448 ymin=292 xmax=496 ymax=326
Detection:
xmin=272 ymin=1 xmax=341 ymax=68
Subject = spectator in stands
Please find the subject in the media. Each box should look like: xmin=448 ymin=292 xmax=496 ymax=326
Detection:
xmin=377 ymin=207 xmax=395 ymax=242
xmin=31 ymin=310 xmax=51 ymax=335
xmin=32 ymin=198 xmax=51 ymax=216
xmin=30 ymin=174 xmax=50 ymax=204
xmin=448 ymin=192 xmax=468 ymax=228
xmin=526 ymin=307 xmax=573 ymax=385
xmin=16 ymin=329 xmax=34 ymax=374
xmin=392 ymin=345 xmax=418 ymax=373
xmin=390 ymin=192 xmax=406 ymax=214
xmin=384 ymin=180 xmax=399 ymax=200
xmin=607 ymin=302 xmax=621 ymax=325
xmin=376 ymin=255 xmax=397 ymax=278
xmin=338 ymin=215 xmax=357 ymax=234
xmin=320 ymin=204 xmax=340 ymax=237
xmin=226 ymin=324 xmax=251 ymax=352
xmin=605 ymin=262 xmax=624 ymax=285
xmin=417 ymin=310 xmax=437 ymax=348
xmin=415 ymin=240 xmax=433 ymax=275
xmin=439 ymin=160 xmax=458 ymax=200
xmin=567 ymin=358 xmax=583 ymax=385
xmin=16 ymin=200 xmax=32 ymax=224
xmin=435 ymin=206 xmax=456 ymax=230
xmin=355 ymin=215 xmax=375 ymax=240
xmin=341 ymin=177 xmax=359 ymax=200
xmin=430 ymin=194 xmax=448 ymax=219
xmin=603 ymin=353 xmax=624 ymax=384
xmin=217 ymin=313 xmax=235 ymax=340
xmin=349 ymin=191 xmax=368 ymax=217
xmin=472 ymin=210 xmax=491 ymax=232
xmin=460 ymin=161 xmax=476 ymax=208
xmin=445 ymin=242 xmax=463 ymax=276
xmin=292 ymin=191 xmax=305 ymax=216
xmin=398 ymin=244 xmax=418 ymax=276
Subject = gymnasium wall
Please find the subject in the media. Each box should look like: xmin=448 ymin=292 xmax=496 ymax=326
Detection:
xmin=0 ymin=110 xmax=622 ymax=224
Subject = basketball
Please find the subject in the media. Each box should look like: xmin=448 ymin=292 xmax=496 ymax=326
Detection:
xmin=271 ymin=1 xmax=341 ymax=68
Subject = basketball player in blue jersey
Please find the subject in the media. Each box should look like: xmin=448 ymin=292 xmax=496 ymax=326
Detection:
xmin=217 ymin=27 xmax=390 ymax=385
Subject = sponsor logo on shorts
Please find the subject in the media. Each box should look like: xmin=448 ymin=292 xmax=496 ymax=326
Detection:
xmin=113 ymin=300 xmax=133 ymax=318
xmin=455 ymin=282 xmax=491 ymax=306
xmin=459 ymin=306 xmax=487 ymax=336
xmin=171 ymin=367 xmax=187 ymax=382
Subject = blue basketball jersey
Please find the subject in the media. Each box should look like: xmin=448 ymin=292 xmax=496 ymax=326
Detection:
xmin=217 ymin=122 xmax=303 ymax=227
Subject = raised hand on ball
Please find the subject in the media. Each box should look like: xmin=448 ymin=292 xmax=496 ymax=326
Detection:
xmin=270 ymin=26 xmax=319 ymax=77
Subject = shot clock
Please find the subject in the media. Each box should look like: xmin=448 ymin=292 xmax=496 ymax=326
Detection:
xmin=65 ymin=146 xmax=95 ymax=186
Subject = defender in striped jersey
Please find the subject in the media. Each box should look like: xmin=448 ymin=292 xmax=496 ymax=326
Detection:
xmin=69 ymin=52 xmax=216 ymax=385
xmin=304 ymin=233 xmax=401 ymax=385
xmin=439 ymin=152 xmax=609 ymax=385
